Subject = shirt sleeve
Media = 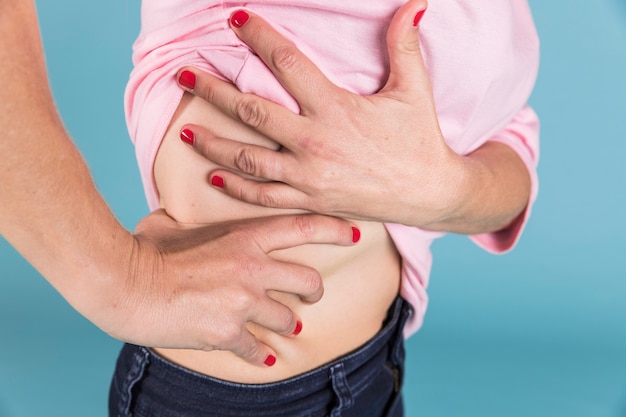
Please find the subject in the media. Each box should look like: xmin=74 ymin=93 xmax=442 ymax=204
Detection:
xmin=468 ymin=105 xmax=540 ymax=253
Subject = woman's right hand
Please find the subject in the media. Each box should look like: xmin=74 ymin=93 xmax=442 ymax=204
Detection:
xmin=102 ymin=211 xmax=359 ymax=367
xmin=0 ymin=0 xmax=358 ymax=369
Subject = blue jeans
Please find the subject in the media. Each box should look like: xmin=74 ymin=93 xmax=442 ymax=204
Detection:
xmin=109 ymin=296 xmax=412 ymax=417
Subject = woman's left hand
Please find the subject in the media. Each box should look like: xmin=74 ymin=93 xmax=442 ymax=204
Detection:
xmin=177 ymin=0 xmax=464 ymax=227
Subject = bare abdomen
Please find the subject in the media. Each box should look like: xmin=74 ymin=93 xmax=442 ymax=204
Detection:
xmin=151 ymin=93 xmax=401 ymax=383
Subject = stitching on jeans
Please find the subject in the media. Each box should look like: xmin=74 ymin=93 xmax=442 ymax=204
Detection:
xmin=330 ymin=363 xmax=354 ymax=416
xmin=118 ymin=347 xmax=150 ymax=417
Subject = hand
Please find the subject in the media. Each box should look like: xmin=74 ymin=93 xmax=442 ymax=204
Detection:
xmin=0 ymin=0 xmax=358 ymax=369
xmin=99 ymin=210 xmax=358 ymax=367
xmin=175 ymin=0 xmax=466 ymax=228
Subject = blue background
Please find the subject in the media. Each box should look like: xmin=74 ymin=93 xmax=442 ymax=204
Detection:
xmin=1 ymin=1 xmax=625 ymax=416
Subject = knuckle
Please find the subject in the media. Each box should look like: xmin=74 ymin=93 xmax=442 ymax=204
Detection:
xmin=276 ymin=310 xmax=296 ymax=334
xmin=211 ymin=319 xmax=241 ymax=349
xmin=234 ymin=147 xmax=257 ymax=175
xmin=235 ymin=95 xmax=269 ymax=129
xmin=255 ymin=186 xmax=279 ymax=208
xmin=240 ymin=339 xmax=261 ymax=361
xmin=270 ymin=44 xmax=299 ymax=75
xmin=228 ymin=289 xmax=255 ymax=313
xmin=300 ymin=268 xmax=323 ymax=296
xmin=294 ymin=135 xmax=328 ymax=161
xmin=220 ymin=327 xmax=243 ymax=350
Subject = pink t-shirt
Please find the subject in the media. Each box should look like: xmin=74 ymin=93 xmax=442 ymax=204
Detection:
xmin=125 ymin=0 xmax=540 ymax=337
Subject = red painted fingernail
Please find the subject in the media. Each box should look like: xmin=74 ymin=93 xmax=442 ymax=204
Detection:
xmin=180 ymin=129 xmax=195 ymax=146
xmin=211 ymin=175 xmax=225 ymax=188
xmin=264 ymin=354 xmax=277 ymax=367
xmin=293 ymin=321 xmax=303 ymax=336
xmin=413 ymin=9 xmax=426 ymax=27
xmin=230 ymin=10 xmax=249 ymax=28
xmin=352 ymin=227 xmax=361 ymax=243
xmin=179 ymin=70 xmax=196 ymax=89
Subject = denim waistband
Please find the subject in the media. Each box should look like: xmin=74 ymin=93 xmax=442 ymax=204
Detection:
xmin=111 ymin=296 xmax=413 ymax=417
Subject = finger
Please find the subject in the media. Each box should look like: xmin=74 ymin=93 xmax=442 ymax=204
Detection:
xmin=248 ymin=297 xmax=305 ymax=336
xmin=228 ymin=10 xmax=340 ymax=114
xmin=243 ymin=214 xmax=361 ymax=254
xmin=380 ymin=0 xmax=430 ymax=98
xmin=254 ymin=258 xmax=325 ymax=304
xmin=209 ymin=168 xmax=309 ymax=210
xmin=177 ymin=67 xmax=304 ymax=146
xmin=180 ymin=124 xmax=296 ymax=183
xmin=227 ymin=328 xmax=279 ymax=367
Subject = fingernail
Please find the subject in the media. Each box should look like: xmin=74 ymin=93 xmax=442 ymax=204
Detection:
xmin=352 ymin=227 xmax=361 ymax=243
xmin=264 ymin=354 xmax=277 ymax=367
xmin=211 ymin=175 xmax=225 ymax=188
xmin=230 ymin=10 xmax=250 ymax=28
xmin=292 ymin=321 xmax=303 ymax=336
xmin=413 ymin=9 xmax=426 ymax=27
xmin=180 ymin=129 xmax=195 ymax=146
xmin=179 ymin=70 xmax=196 ymax=89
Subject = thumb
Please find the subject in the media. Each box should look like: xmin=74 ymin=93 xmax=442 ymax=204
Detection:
xmin=380 ymin=0 xmax=430 ymax=99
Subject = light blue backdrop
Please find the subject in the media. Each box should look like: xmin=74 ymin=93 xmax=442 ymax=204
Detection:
xmin=1 ymin=1 xmax=624 ymax=416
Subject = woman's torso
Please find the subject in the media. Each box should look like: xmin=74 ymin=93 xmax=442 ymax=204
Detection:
xmin=131 ymin=0 xmax=540 ymax=382
xmin=152 ymin=92 xmax=401 ymax=383
xmin=134 ymin=0 xmax=406 ymax=384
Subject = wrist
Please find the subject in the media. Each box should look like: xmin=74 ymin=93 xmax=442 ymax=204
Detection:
xmin=422 ymin=141 xmax=531 ymax=234
xmin=406 ymin=148 xmax=472 ymax=230
xmin=446 ymin=154 xmax=489 ymax=228
xmin=63 ymin=220 xmax=137 ymax=337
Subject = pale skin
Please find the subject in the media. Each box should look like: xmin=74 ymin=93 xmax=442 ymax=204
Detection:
xmin=147 ymin=0 xmax=532 ymax=383
xmin=180 ymin=2 xmax=531 ymax=234
xmin=0 ymin=0 xmax=360 ymax=367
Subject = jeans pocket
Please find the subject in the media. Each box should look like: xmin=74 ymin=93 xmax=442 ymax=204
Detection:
xmin=335 ymin=363 xmax=396 ymax=417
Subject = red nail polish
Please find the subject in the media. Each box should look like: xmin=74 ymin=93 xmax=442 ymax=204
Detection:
xmin=293 ymin=321 xmax=303 ymax=336
xmin=413 ymin=10 xmax=426 ymax=27
xmin=179 ymin=70 xmax=196 ymax=89
xmin=352 ymin=227 xmax=361 ymax=243
xmin=231 ymin=10 xmax=249 ymax=28
xmin=180 ymin=129 xmax=195 ymax=146
xmin=264 ymin=354 xmax=277 ymax=367
xmin=211 ymin=175 xmax=225 ymax=188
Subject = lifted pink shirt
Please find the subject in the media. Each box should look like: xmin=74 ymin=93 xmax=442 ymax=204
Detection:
xmin=125 ymin=0 xmax=540 ymax=337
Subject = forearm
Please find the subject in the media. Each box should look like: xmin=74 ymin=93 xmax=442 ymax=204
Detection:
xmin=423 ymin=140 xmax=531 ymax=235
xmin=0 ymin=0 xmax=133 ymax=317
